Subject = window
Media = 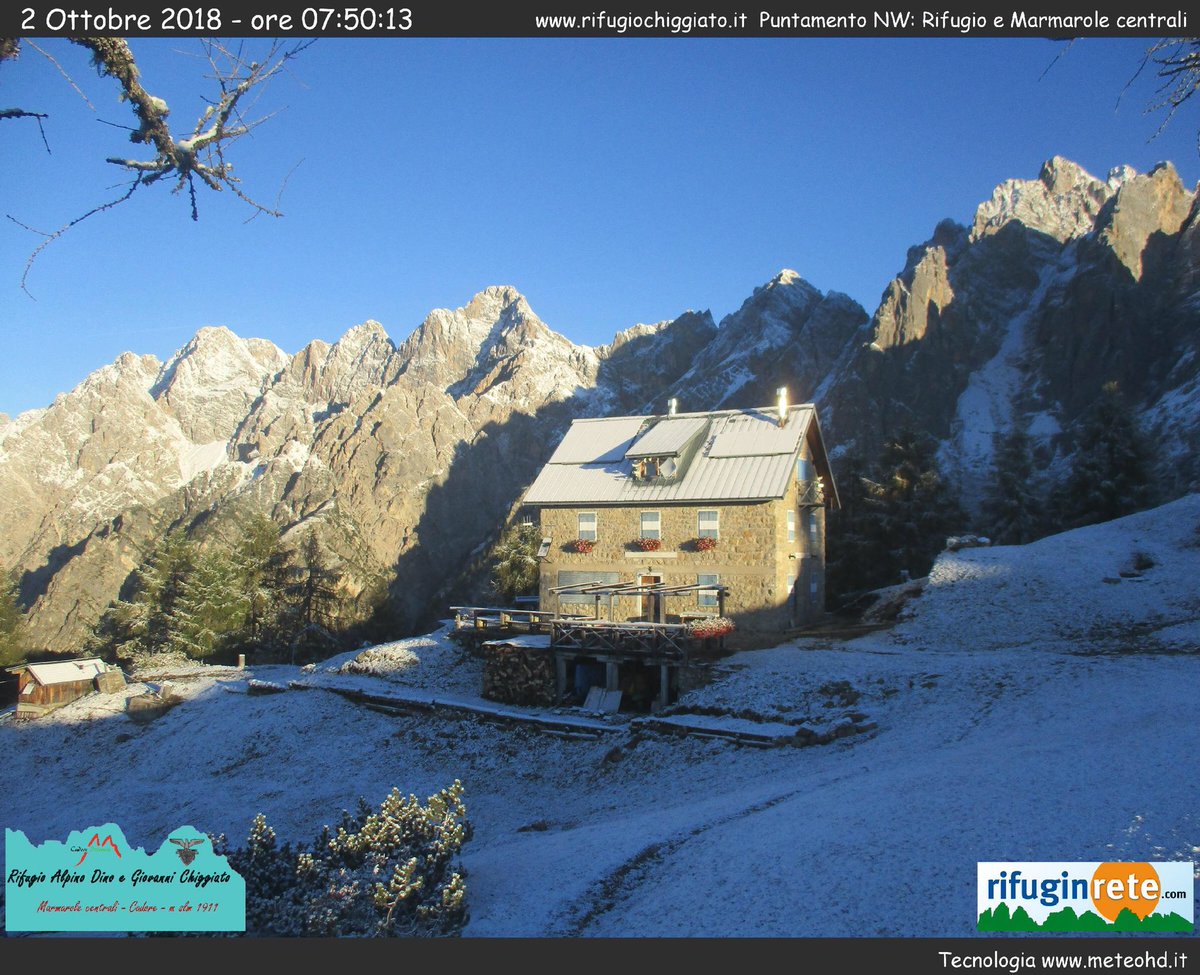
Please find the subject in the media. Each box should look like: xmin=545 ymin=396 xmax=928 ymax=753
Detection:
xmin=810 ymin=578 xmax=819 ymax=605
xmin=521 ymin=513 xmax=534 ymax=526
xmin=698 ymin=573 xmax=719 ymax=609
xmin=640 ymin=511 xmax=661 ymax=540
xmin=786 ymin=509 xmax=796 ymax=542
xmin=809 ymin=511 xmax=819 ymax=542
xmin=797 ymin=457 xmax=813 ymax=481
xmin=697 ymin=509 xmax=719 ymax=539
xmin=558 ymin=570 xmax=620 ymax=605
xmin=787 ymin=572 xmax=796 ymax=596
xmin=577 ymin=512 xmax=597 ymax=541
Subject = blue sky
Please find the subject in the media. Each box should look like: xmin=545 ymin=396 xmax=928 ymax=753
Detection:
xmin=1 ymin=36 xmax=1197 ymax=416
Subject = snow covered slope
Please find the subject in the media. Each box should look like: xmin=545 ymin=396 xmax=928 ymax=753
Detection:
xmin=4 ymin=496 xmax=1197 ymax=936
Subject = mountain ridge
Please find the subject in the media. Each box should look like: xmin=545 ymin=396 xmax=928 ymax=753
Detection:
xmin=3 ymin=154 xmax=1197 ymax=652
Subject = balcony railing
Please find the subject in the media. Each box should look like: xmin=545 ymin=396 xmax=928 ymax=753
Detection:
xmin=798 ymin=478 xmax=825 ymax=505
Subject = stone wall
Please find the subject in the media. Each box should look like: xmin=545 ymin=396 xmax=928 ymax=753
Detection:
xmin=538 ymin=495 xmax=826 ymax=630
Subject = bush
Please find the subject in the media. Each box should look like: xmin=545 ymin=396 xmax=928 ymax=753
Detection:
xmin=213 ymin=781 xmax=471 ymax=937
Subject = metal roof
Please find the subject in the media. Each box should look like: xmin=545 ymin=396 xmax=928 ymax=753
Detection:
xmin=707 ymin=408 xmax=805 ymax=457
xmin=525 ymin=405 xmax=815 ymax=505
xmin=624 ymin=416 xmax=709 ymax=458
xmin=547 ymin=416 xmax=646 ymax=464
xmin=23 ymin=659 xmax=106 ymax=685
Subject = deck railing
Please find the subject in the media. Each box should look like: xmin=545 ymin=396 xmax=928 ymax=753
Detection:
xmin=451 ymin=606 xmax=564 ymax=633
xmin=550 ymin=618 xmax=690 ymax=661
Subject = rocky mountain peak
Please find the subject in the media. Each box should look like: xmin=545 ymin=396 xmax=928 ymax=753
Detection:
xmin=971 ymin=155 xmax=1116 ymax=243
xmin=151 ymin=326 xmax=287 ymax=444
xmin=1095 ymin=160 xmax=1196 ymax=279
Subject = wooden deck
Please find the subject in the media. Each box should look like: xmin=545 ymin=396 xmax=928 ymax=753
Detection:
xmin=550 ymin=618 xmax=690 ymax=661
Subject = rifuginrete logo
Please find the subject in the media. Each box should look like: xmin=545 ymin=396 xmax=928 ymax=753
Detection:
xmin=977 ymin=861 xmax=1194 ymax=932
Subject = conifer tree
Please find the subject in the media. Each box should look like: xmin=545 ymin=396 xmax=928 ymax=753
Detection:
xmin=282 ymin=531 xmax=345 ymax=660
xmin=232 ymin=514 xmax=288 ymax=650
xmin=1053 ymin=381 xmax=1154 ymax=530
xmin=980 ymin=428 xmax=1042 ymax=545
xmin=93 ymin=530 xmax=198 ymax=659
xmin=826 ymin=452 xmax=889 ymax=602
xmin=170 ymin=546 xmax=250 ymax=660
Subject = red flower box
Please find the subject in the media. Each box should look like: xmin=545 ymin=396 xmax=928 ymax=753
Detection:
xmin=571 ymin=538 xmax=595 ymax=554
xmin=635 ymin=537 xmax=662 ymax=551
xmin=685 ymin=616 xmax=734 ymax=639
xmin=695 ymin=537 xmax=717 ymax=552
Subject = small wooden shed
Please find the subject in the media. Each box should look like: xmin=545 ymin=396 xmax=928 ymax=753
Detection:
xmin=8 ymin=658 xmax=117 ymax=717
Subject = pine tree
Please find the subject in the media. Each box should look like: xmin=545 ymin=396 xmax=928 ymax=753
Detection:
xmin=833 ymin=432 xmax=965 ymax=595
xmin=1053 ymin=381 xmax=1155 ymax=530
xmin=231 ymin=514 xmax=287 ymax=651
xmin=282 ymin=530 xmax=344 ymax=660
xmin=826 ymin=452 xmax=891 ymax=603
xmin=93 ymin=530 xmax=197 ymax=659
xmin=490 ymin=523 xmax=541 ymax=602
xmin=980 ymin=428 xmax=1042 ymax=545
xmin=871 ymin=432 xmax=965 ymax=581
xmin=0 ymin=569 xmax=25 ymax=667
xmin=169 ymin=546 xmax=250 ymax=660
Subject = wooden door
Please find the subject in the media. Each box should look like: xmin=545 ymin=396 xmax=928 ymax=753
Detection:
xmin=639 ymin=574 xmax=661 ymax=621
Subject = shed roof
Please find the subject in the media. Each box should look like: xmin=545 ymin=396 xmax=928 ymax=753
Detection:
xmin=22 ymin=659 xmax=106 ymax=685
xmin=525 ymin=404 xmax=821 ymax=505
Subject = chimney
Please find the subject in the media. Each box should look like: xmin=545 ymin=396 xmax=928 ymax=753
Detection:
xmin=776 ymin=386 xmax=788 ymax=427
xmin=668 ymin=397 xmax=678 ymax=416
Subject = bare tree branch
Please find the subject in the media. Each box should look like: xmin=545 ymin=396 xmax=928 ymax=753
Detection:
xmin=28 ymin=39 xmax=95 ymax=110
xmin=0 ymin=108 xmax=51 ymax=152
xmin=1142 ymin=37 xmax=1200 ymax=150
xmin=71 ymin=37 xmax=313 ymax=220
xmin=7 ymin=178 xmax=142 ymax=297
xmin=5 ymin=37 xmax=313 ymax=292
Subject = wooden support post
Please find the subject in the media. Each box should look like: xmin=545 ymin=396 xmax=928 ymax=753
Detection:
xmin=555 ymin=654 xmax=567 ymax=701
xmin=606 ymin=661 xmax=619 ymax=692
xmin=594 ymin=593 xmax=601 ymax=620
xmin=717 ymin=589 xmax=726 ymax=618
xmin=659 ymin=664 xmax=670 ymax=709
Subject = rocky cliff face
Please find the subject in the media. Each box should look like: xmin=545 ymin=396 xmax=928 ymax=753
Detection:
xmin=0 ymin=287 xmax=716 ymax=650
xmin=3 ymin=155 xmax=1196 ymax=651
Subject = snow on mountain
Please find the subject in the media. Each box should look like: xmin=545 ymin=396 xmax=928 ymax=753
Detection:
xmin=152 ymin=326 xmax=288 ymax=444
xmin=970 ymin=155 xmax=1124 ymax=244
xmin=652 ymin=269 xmax=867 ymax=413
xmin=4 ymin=495 xmax=1196 ymax=936
xmin=2 ymin=155 xmax=1197 ymax=652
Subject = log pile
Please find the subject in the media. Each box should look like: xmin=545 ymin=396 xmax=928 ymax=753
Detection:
xmin=482 ymin=643 xmax=556 ymax=706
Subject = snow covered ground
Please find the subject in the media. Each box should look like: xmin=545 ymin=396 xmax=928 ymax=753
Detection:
xmin=4 ymin=496 xmax=1199 ymax=936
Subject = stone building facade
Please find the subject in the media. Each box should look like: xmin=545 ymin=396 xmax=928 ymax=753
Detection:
xmin=522 ymin=400 xmax=837 ymax=632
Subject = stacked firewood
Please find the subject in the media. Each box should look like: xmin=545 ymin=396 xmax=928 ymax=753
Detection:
xmin=482 ymin=644 xmax=556 ymax=706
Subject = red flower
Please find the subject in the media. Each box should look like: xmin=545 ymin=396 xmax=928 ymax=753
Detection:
xmin=636 ymin=537 xmax=662 ymax=551
xmin=571 ymin=538 xmax=595 ymax=554
xmin=695 ymin=537 xmax=717 ymax=552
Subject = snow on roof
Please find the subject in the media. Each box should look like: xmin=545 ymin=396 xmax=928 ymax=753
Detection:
xmin=624 ymin=416 xmax=709 ymax=458
xmin=546 ymin=416 xmax=647 ymax=464
xmin=707 ymin=408 xmax=805 ymax=458
xmin=525 ymin=405 xmax=815 ymax=505
xmin=23 ymin=658 xmax=106 ymax=685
